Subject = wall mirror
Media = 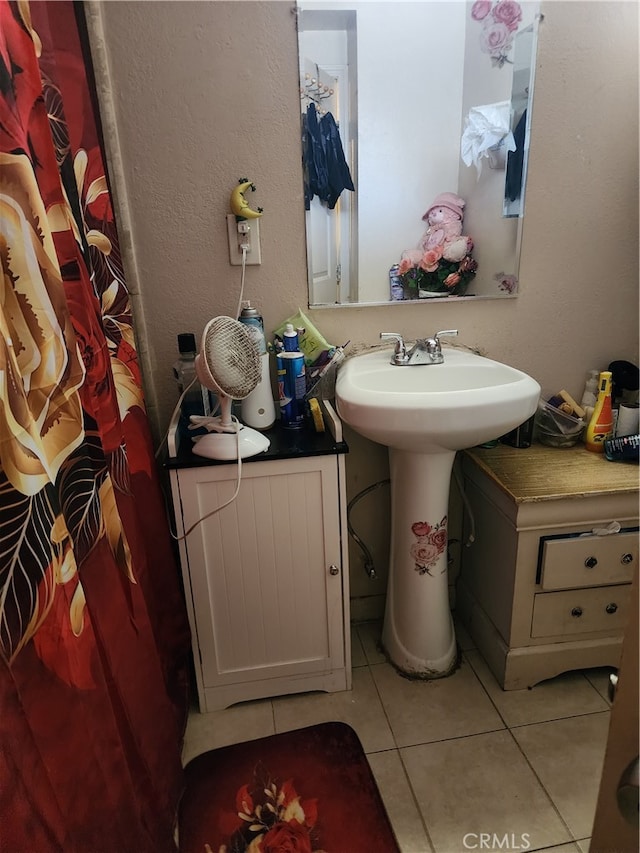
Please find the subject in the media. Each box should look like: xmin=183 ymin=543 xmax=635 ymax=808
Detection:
xmin=297 ymin=0 xmax=540 ymax=307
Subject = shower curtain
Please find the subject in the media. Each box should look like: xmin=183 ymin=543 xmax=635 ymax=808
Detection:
xmin=0 ymin=2 xmax=191 ymax=850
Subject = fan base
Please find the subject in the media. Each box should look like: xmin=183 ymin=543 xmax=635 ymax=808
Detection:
xmin=191 ymin=426 xmax=270 ymax=461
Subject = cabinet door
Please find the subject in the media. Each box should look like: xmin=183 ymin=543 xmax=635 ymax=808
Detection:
xmin=176 ymin=456 xmax=345 ymax=689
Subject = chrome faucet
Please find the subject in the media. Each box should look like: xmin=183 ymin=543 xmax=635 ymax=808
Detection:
xmin=380 ymin=330 xmax=458 ymax=365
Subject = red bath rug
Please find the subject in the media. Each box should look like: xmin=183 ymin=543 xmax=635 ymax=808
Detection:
xmin=179 ymin=721 xmax=400 ymax=852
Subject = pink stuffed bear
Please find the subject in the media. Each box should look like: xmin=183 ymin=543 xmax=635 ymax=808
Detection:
xmin=419 ymin=192 xmax=466 ymax=252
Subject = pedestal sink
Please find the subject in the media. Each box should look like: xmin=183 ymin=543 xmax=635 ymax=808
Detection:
xmin=336 ymin=342 xmax=541 ymax=678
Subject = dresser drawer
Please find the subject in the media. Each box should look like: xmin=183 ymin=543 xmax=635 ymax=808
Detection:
xmin=539 ymin=529 xmax=638 ymax=591
xmin=532 ymin=584 xmax=632 ymax=638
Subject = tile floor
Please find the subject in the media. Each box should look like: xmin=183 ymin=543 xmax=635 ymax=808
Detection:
xmin=182 ymin=620 xmax=613 ymax=853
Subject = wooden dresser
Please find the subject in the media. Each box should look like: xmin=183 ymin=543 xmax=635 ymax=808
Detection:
xmin=457 ymin=443 xmax=638 ymax=689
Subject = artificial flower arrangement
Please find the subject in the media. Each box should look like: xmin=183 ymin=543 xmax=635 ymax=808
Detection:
xmin=397 ymin=192 xmax=478 ymax=298
xmin=471 ymin=0 xmax=523 ymax=68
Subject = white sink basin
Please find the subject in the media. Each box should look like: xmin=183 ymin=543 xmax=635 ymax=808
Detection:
xmin=336 ymin=346 xmax=540 ymax=453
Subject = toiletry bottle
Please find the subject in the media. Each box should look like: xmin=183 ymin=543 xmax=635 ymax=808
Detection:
xmin=283 ymin=323 xmax=299 ymax=352
xmin=238 ymin=301 xmax=267 ymax=354
xmin=173 ymin=333 xmax=210 ymax=417
xmin=238 ymin=303 xmax=275 ymax=430
xmin=277 ymin=325 xmax=306 ymax=428
xmin=579 ymin=369 xmax=599 ymax=421
xmin=584 ymin=371 xmax=614 ymax=453
xmin=604 ymin=433 xmax=639 ymax=463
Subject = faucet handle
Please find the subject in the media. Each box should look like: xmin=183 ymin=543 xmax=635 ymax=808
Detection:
xmin=434 ymin=329 xmax=458 ymax=351
xmin=380 ymin=332 xmax=408 ymax=364
xmin=434 ymin=329 xmax=458 ymax=341
xmin=380 ymin=332 xmax=405 ymax=351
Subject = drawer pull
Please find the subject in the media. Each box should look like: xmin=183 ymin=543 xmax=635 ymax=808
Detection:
xmin=621 ymin=553 xmax=634 ymax=565
xmin=329 ymin=565 xmax=340 ymax=576
xmin=606 ymin=602 xmax=618 ymax=614
xmin=584 ymin=557 xmax=598 ymax=569
xmin=571 ymin=607 xmax=583 ymax=617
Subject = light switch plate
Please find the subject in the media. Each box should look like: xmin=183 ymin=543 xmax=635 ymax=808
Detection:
xmin=227 ymin=214 xmax=262 ymax=265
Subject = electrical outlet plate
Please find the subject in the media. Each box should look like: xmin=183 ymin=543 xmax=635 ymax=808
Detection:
xmin=227 ymin=214 xmax=262 ymax=265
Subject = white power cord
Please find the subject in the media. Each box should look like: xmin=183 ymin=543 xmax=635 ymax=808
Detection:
xmin=171 ymin=246 xmax=250 ymax=539
xmin=171 ymin=416 xmax=243 ymax=541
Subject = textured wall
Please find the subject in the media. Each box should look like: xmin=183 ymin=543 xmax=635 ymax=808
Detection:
xmin=91 ymin=0 xmax=639 ymax=609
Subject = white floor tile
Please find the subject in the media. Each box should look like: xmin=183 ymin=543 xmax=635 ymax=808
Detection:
xmin=367 ymin=749 xmax=434 ymax=853
xmin=272 ymin=666 xmax=396 ymax=753
xmin=371 ymin=658 xmax=505 ymax=748
xmin=351 ymin=623 xmax=368 ymax=667
xmin=583 ymin=667 xmax=615 ymax=705
xmin=511 ymin=712 xmax=610 ymax=839
xmin=466 ymin=650 xmax=610 ymax=727
xmin=356 ymin=619 xmax=388 ymax=665
xmin=401 ymin=730 xmax=572 ymax=853
xmin=182 ymin=697 xmax=275 ymax=764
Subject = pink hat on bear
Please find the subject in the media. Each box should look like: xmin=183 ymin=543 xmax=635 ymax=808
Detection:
xmin=423 ymin=192 xmax=465 ymax=222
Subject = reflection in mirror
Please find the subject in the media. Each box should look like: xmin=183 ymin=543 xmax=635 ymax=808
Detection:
xmin=297 ymin=1 xmax=540 ymax=307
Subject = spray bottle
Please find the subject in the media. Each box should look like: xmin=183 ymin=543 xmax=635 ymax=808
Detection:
xmin=238 ymin=302 xmax=275 ymax=430
xmin=584 ymin=371 xmax=614 ymax=453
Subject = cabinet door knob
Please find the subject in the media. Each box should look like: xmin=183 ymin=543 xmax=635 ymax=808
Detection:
xmin=571 ymin=607 xmax=583 ymax=617
xmin=606 ymin=602 xmax=618 ymax=614
xmin=329 ymin=564 xmax=340 ymax=576
xmin=584 ymin=556 xmax=598 ymax=568
xmin=621 ymin=553 xmax=634 ymax=564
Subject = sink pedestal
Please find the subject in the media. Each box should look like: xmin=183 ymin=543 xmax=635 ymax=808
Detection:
xmin=382 ymin=448 xmax=458 ymax=678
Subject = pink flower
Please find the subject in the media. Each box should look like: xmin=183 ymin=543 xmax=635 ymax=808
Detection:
xmin=471 ymin=0 xmax=492 ymax=21
xmin=479 ymin=21 xmax=513 ymax=56
xmin=420 ymin=248 xmax=442 ymax=272
xmin=428 ymin=528 xmax=448 ymax=551
xmin=444 ymin=272 xmax=461 ymax=289
xmin=494 ymin=271 xmax=518 ymax=293
xmin=411 ymin=537 xmax=442 ymax=571
xmin=404 ymin=248 xmax=423 ymax=263
xmin=492 ymin=0 xmax=522 ymax=31
xmin=398 ymin=258 xmax=414 ymax=275
xmin=412 ymin=521 xmax=432 ymax=537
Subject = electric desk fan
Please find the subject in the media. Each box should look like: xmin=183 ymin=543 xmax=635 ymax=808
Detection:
xmin=191 ymin=316 xmax=270 ymax=460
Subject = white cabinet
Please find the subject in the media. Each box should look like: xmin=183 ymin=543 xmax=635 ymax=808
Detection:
xmin=457 ymin=444 xmax=638 ymax=690
xmin=168 ymin=402 xmax=351 ymax=711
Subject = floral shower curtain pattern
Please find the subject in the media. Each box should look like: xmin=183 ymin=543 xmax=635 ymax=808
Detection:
xmin=0 ymin=2 xmax=190 ymax=850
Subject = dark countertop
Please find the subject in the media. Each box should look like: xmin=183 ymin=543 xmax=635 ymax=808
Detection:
xmin=165 ymin=413 xmax=348 ymax=469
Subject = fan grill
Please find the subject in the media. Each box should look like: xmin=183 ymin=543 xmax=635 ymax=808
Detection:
xmin=200 ymin=316 xmax=261 ymax=399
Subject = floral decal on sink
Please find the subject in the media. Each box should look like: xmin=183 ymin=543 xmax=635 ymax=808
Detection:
xmin=410 ymin=518 xmax=447 ymax=576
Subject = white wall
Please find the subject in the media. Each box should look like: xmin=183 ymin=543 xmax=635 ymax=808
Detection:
xmin=90 ymin=0 xmax=639 ymax=611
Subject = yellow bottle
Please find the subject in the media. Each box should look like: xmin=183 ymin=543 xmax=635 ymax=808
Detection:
xmin=584 ymin=371 xmax=614 ymax=452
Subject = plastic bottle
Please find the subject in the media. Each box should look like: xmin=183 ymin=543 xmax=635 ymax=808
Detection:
xmin=604 ymin=433 xmax=639 ymax=463
xmin=579 ymin=369 xmax=599 ymax=421
xmin=584 ymin=371 xmax=614 ymax=453
xmin=283 ymin=323 xmax=299 ymax=352
xmin=173 ymin=333 xmax=210 ymax=417
xmin=277 ymin=327 xmax=306 ymax=429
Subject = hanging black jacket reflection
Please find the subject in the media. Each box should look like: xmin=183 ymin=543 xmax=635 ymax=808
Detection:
xmin=303 ymin=102 xmax=354 ymax=210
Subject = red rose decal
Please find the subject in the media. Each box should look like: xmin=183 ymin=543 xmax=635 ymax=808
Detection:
xmin=260 ymin=820 xmax=313 ymax=853
xmin=411 ymin=521 xmax=432 ymax=537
